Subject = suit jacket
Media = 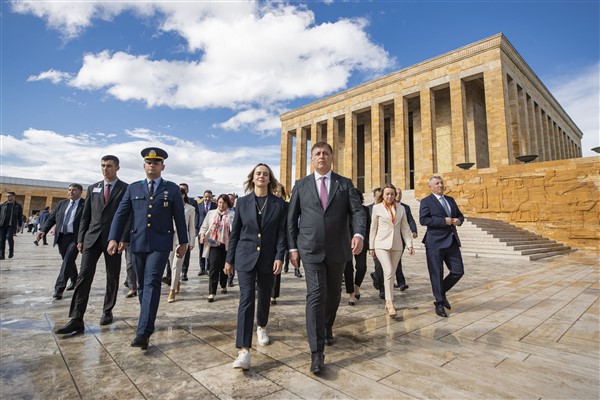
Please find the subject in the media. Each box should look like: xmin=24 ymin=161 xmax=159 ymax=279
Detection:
xmin=226 ymin=193 xmax=287 ymax=273
xmin=197 ymin=201 xmax=217 ymax=234
xmin=287 ymin=171 xmax=366 ymax=264
xmin=401 ymin=202 xmax=417 ymax=234
xmin=38 ymin=209 xmax=49 ymax=229
xmin=41 ymin=198 xmax=85 ymax=246
xmin=0 ymin=201 xmax=23 ymax=227
xmin=108 ymin=179 xmax=188 ymax=253
xmin=419 ymin=193 xmax=464 ymax=249
xmin=78 ymin=179 xmax=130 ymax=249
xmin=370 ymin=202 xmax=413 ymax=251
xmin=199 ymin=208 xmax=235 ymax=258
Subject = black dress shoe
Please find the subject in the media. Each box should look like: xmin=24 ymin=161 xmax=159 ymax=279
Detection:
xmin=310 ymin=352 xmax=325 ymax=374
xmin=400 ymin=284 xmax=409 ymax=292
xmin=442 ymin=297 xmax=451 ymax=309
xmin=66 ymin=281 xmax=76 ymax=291
xmin=130 ymin=335 xmax=149 ymax=350
xmin=325 ymin=328 xmax=335 ymax=346
xmin=435 ymin=303 xmax=448 ymax=317
xmin=379 ymin=291 xmax=385 ymax=300
xmin=99 ymin=312 xmax=113 ymax=325
xmin=8 ymin=252 xmax=14 ymax=259
xmin=52 ymin=292 xmax=63 ymax=300
xmin=228 ymin=280 xmax=235 ymax=287
xmin=55 ymin=319 xmax=85 ymax=334
xmin=198 ymin=271 xmax=206 ymax=276
xmin=0 ymin=255 xmax=5 ymax=260
xmin=124 ymin=281 xmax=129 ymax=288
xmin=161 ymin=277 xmax=170 ymax=285
xmin=181 ymin=274 xmax=188 ymax=281
xmin=370 ymin=272 xmax=380 ymax=290
xmin=283 ymin=265 xmax=289 ymax=273
xmin=294 ymin=268 xmax=303 ymax=278
xmin=355 ymin=294 xmax=360 ymax=300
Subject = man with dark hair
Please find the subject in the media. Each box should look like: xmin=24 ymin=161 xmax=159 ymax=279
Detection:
xmin=288 ymin=141 xmax=366 ymax=374
xmin=0 ymin=192 xmax=23 ymax=259
xmin=54 ymin=155 xmax=130 ymax=335
xmin=37 ymin=184 xmax=85 ymax=299
xmin=108 ymin=147 xmax=188 ymax=350
xmin=197 ymin=189 xmax=217 ymax=276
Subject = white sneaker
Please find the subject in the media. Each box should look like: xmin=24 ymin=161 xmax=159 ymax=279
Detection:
xmin=257 ymin=326 xmax=270 ymax=346
xmin=232 ymin=349 xmax=250 ymax=370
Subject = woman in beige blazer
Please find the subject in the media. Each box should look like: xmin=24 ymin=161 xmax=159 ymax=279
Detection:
xmin=369 ymin=184 xmax=414 ymax=317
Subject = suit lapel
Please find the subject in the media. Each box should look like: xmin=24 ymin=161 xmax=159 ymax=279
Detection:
xmin=247 ymin=194 xmax=259 ymax=229
xmin=430 ymin=194 xmax=446 ymax=215
xmin=261 ymin=194 xmax=276 ymax=227
xmin=327 ymin=173 xmax=339 ymax=210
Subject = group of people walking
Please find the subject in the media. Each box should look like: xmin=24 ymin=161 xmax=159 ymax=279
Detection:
xmin=4 ymin=141 xmax=466 ymax=374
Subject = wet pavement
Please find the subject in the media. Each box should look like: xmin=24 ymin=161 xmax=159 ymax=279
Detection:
xmin=1 ymin=232 xmax=599 ymax=399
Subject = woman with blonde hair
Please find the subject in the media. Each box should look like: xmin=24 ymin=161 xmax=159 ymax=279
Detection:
xmin=199 ymin=194 xmax=235 ymax=302
xmin=225 ymin=163 xmax=287 ymax=370
xmin=369 ymin=184 xmax=414 ymax=317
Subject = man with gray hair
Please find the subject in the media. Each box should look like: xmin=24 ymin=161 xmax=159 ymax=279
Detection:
xmin=419 ymin=176 xmax=464 ymax=318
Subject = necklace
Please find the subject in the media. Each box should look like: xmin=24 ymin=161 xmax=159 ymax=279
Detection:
xmin=255 ymin=197 xmax=267 ymax=215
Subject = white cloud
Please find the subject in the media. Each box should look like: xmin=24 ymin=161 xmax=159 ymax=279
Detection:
xmin=216 ymin=108 xmax=282 ymax=135
xmin=546 ymin=62 xmax=600 ymax=157
xmin=0 ymin=128 xmax=281 ymax=196
xmin=27 ymin=69 xmax=72 ymax=84
xmin=13 ymin=1 xmax=393 ymax=135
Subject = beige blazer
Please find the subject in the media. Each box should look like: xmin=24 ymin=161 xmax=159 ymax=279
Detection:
xmin=370 ymin=202 xmax=414 ymax=251
xmin=173 ymin=203 xmax=196 ymax=248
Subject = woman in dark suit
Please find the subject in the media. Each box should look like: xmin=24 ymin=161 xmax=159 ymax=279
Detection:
xmin=225 ymin=163 xmax=287 ymax=370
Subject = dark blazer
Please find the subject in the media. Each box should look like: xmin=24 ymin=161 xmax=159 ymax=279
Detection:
xmin=401 ymin=202 xmax=417 ymax=234
xmin=0 ymin=202 xmax=23 ymax=227
xmin=108 ymin=179 xmax=188 ymax=253
xmin=419 ymin=194 xmax=463 ymax=249
xmin=78 ymin=179 xmax=130 ymax=248
xmin=42 ymin=199 xmax=85 ymax=246
xmin=287 ymin=172 xmax=366 ymax=264
xmin=226 ymin=193 xmax=287 ymax=273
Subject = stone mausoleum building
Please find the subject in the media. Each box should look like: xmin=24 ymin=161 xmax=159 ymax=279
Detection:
xmin=280 ymin=34 xmax=599 ymax=251
xmin=279 ymin=33 xmax=582 ymax=193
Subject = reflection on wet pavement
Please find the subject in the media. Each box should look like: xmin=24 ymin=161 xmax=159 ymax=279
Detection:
xmin=1 ymin=234 xmax=598 ymax=399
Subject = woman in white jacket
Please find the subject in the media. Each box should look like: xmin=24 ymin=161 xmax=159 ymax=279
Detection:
xmin=369 ymin=184 xmax=414 ymax=317
xmin=168 ymin=189 xmax=196 ymax=303
xmin=199 ymin=194 xmax=235 ymax=302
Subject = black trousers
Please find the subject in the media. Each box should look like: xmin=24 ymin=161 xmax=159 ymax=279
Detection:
xmin=236 ymin=268 xmax=273 ymax=348
xmin=425 ymin=239 xmax=464 ymax=304
xmin=69 ymin=238 xmax=122 ymax=320
xmin=303 ymin=259 xmax=345 ymax=353
xmin=344 ymin=248 xmax=367 ymax=293
xmin=198 ymin=243 xmax=208 ymax=272
xmin=208 ymin=245 xmax=228 ymax=294
xmin=0 ymin=225 xmax=16 ymax=255
xmin=181 ymin=248 xmax=191 ymax=275
xmin=55 ymin=234 xmax=79 ymax=294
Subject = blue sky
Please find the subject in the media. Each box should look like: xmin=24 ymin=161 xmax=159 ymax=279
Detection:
xmin=1 ymin=1 xmax=598 ymax=197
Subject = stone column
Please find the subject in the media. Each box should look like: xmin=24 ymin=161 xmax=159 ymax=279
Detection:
xmin=517 ymin=87 xmax=530 ymax=156
xmin=539 ymin=109 xmax=548 ymax=161
xmin=327 ymin=117 xmax=340 ymax=172
xmin=364 ymin=115 xmax=372 ymax=191
xmin=45 ymin=196 xmax=54 ymax=208
xmin=527 ymin=96 xmax=539 ymax=158
xmin=295 ymin=127 xmax=307 ymax=180
xmin=535 ymin=104 xmax=545 ymax=161
xmin=371 ymin=102 xmax=384 ymax=189
xmin=344 ymin=112 xmax=357 ymax=182
xmin=550 ymin=120 xmax=558 ymax=160
xmin=280 ymin=128 xmax=293 ymax=192
xmin=392 ymin=96 xmax=407 ymax=189
xmin=507 ymin=77 xmax=521 ymax=163
xmin=419 ymin=88 xmax=434 ymax=181
xmin=23 ymin=195 xmax=32 ymax=219
xmin=450 ymin=79 xmax=467 ymax=168
xmin=484 ymin=68 xmax=511 ymax=165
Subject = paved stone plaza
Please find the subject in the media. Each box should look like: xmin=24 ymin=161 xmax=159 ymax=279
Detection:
xmin=1 ymin=233 xmax=598 ymax=399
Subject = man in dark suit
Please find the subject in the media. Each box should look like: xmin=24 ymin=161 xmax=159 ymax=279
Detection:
xmin=0 ymin=192 xmax=23 ymax=259
xmin=37 ymin=184 xmax=85 ymax=299
xmin=419 ymin=175 xmax=465 ymax=318
xmin=288 ymin=141 xmax=366 ymax=374
xmin=54 ymin=155 xmax=130 ymax=335
xmin=196 ymin=190 xmax=217 ymax=276
xmin=395 ymin=188 xmax=417 ymax=291
xmin=108 ymin=147 xmax=188 ymax=350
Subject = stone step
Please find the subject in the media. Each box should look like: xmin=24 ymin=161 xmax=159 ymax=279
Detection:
xmin=529 ymin=249 xmax=574 ymax=260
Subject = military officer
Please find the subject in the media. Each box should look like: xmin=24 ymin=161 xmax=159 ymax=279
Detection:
xmin=108 ymin=147 xmax=189 ymax=350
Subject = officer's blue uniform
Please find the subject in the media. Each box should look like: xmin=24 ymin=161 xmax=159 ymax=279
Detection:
xmin=109 ymin=149 xmax=188 ymax=339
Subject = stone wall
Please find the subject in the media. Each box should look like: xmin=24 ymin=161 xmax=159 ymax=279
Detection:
xmin=415 ymin=157 xmax=600 ymax=251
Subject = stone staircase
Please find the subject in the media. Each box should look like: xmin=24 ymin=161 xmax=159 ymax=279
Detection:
xmin=400 ymin=190 xmax=573 ymax=261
